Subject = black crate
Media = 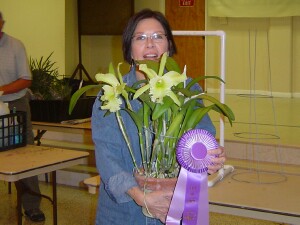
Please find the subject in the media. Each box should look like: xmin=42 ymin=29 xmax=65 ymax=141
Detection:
xmin=0 ymin=111 xmax=27 ymax=151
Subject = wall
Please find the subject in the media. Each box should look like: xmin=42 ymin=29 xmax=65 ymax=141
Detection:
xmin=205 ymin=4 xmax=300 ymax=97
xmin=293 ymin=17 xmax=300 ymax=96
xmin=65 ymin=0 xmax=79 ymax=77
xmin=1 ymin=1 xmax=299 ymax=97
xmin=79 ymin=0 xmax=165 ymax=80
xmin=0 ymin=0 xmax=66 ymax=75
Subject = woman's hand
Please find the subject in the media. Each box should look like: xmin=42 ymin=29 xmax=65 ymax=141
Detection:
xmin=143 ymin=190 xmax=173 ymax=223
xmin=128 ymin=186 xmax=173 ymax=223
xmin=207 ymin=146 xmax=226 ymax=174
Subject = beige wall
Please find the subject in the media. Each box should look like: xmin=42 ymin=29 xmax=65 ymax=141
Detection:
xmin=1 ymin=1 xmax=299 ymax=97
xmin=79 ymin=0 xmax=165 ymax=78
xmin=0 ymin=0 xmax=66 ymax=75
xmin=293 ymin=17 xmax=300 ymax=96
xmin=65 ymin=0 xmax=78 ymax=77
xmin=205 ymin=9 xmax=300 ymax=97
xmin=0 ymin=0 xmax=164 ymax=82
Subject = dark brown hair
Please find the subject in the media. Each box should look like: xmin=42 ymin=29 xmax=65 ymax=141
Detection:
xmin=122 ymin=9 xmax=177 ymax=63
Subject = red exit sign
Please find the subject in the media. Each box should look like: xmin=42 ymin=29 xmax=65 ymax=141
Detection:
xmin=179 ymin=0 xmax=194 ymax=7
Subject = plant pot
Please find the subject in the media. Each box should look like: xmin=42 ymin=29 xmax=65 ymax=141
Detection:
xmin=30 ymin=96 xmax=96 ymax=122
xmin=134 ymin=171 xmax=177 ymax=192
xmin=134 ymin=170 xmax=177 ymax=218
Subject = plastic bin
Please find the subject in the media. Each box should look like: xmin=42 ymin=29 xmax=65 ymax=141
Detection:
xmin=0 ymin=111 xmax=27 ymax=151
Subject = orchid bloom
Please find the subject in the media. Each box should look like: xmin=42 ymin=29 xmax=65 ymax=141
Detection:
xmin=133 ymin=52 xmax=187 ymax=106
xmin=95 ymin=72 xmax=122 ymax=112
xmin=100 ymin=84 xmax=123 ymax=112
xmin=95 ymin=62 xmax=130 ymax=112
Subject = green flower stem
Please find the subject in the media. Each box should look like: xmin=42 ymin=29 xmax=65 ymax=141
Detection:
xmin=142 ymin=102 xmax=152 ymax=174
xmin=116 ymin=111 xmax=140 ymax=173
xmin=138 ymin=131 xmax=146 ymax=172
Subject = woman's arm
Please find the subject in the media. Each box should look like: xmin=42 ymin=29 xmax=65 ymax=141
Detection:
xmin=92 ymin=97 xmax=138 ymax=203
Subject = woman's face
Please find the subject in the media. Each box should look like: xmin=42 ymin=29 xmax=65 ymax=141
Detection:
xmin=131 ymin=18 xmax=169 ymax=61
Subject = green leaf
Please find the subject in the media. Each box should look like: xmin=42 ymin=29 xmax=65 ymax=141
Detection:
xmin=211 ymin=103 xmax=235 ymax=126
xmin=185 ymin=105 xmax=215 ymax=129
xmin=165 ymin=57 xmax=181 ymax=73
xmin=123 ymin=109 xmax=143 ymax=131
xmin=178 ymin=99 xmax=197 ymax=136
xmin=108 ymin=62 xmax=115 ymax=75
xmin=186 ymin=75 xmax=224 ymax=90
xmin=152 ymin=96 xmax=174 ymax=120
xmin=223 ymin=104 xmax=235 ymax=122
xmin=69 ymin=85 xmax=101 ymax=114
xmin=197 ymin=94 xmax=235 ymax=125
xmin=165 ymin=110 xmax=185 ymax=137
xmin=176 ymin=87 xmax=200 ymax=98
xmin=136 ymin=60 xmax=160 ymax=73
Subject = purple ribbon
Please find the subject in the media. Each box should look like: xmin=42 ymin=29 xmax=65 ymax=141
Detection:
xmin=166 ymin=129 xmax=218 ymax=225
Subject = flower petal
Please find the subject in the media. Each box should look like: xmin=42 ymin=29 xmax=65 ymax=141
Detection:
xmin=95 ymin=73 xmax=120 ymax=86
xmin=163 ymin=71 xmax=187 ymax=86
xmin=101 ymin=97 xmax=122 ymax=112
xmin=167 ymin=92 xmax=181 ymax=106
xmin=100 ymin=85 xmax=122 ymax=112
xmin=133 ymin=84 xmax=150 ymax=99
xmin=158 ymin=52 xmax=168 ymax=76
xmin=139 ymin=64 xmax=156 ymax=79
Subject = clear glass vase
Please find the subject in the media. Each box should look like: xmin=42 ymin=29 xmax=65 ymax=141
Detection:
xmin=141 ymin=127 xmax=179 ymax=178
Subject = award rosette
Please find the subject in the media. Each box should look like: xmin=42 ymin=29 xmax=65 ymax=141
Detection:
xmin=166 ymin=129 xmax=219 ymax=225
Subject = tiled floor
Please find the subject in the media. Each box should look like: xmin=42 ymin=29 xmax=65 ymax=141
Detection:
xmin=0 ymin=182 xmax=97 ymax=225
xmin=0 ymin=181 xmax=286 ymax=225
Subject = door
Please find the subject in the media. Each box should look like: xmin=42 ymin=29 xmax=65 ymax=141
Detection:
xmin=165 ymin=0 xmax=205 ymax=88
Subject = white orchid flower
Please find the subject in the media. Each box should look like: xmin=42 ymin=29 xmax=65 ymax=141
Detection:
xmin=95 ymin=70 xmax=128 ymax=112
xmin=133 ymin=53 xmax=187 ymax=106
xmin=100 ymin=85 xmax=122 ymax=112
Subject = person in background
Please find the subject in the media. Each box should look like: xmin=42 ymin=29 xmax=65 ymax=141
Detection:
xmin=92 ymin=9 xmax=226 ymax=225
xmin=0 ymin=11 xmax=45 ymax=222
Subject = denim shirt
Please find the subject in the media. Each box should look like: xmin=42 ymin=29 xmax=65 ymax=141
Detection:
xmin=92 ymin=67 xmax=216 ymax=225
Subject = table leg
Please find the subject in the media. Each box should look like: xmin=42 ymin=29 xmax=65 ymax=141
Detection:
xmin=16 ymin=182 xmax=22 ymax=225
xmin=52 ymin=171 xmax=57 ymax=225
xmin=34 ymin=129 xmax=47 ymax=146
xmin=34 ymin=130 xmax=49 ymax=183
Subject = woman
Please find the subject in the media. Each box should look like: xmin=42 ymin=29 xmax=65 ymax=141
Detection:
xmin=92 ymin=9 xmax=226 ymax=225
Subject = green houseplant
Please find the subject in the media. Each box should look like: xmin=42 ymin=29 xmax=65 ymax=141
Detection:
xmin=29 ymin=52 xmax=72 ymax=100
xmin=29 ymin=53 xmax=95 ymax=122
xmin=69 ymin=52 xmax=235 ymax=178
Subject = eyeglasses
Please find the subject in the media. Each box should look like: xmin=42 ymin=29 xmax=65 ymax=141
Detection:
xmin=132 ymin=33 xmax=167 ymax=44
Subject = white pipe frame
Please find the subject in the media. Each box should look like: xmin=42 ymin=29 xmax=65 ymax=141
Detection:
xmin=172 ymin=30 xmax=225 ymax=146
xmin=172 ymin=31 xmax=234 ymax=186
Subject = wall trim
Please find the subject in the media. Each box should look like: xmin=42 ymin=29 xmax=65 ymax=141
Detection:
xmin=206 ymin=88 xmax=300 ymax=98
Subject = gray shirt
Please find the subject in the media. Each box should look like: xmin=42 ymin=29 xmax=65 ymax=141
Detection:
xmin=0 ymin=33 xmax=32 ymax=102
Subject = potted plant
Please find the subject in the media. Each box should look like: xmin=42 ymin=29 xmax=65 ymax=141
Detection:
xmin=69 ymin=52 xmax=235 ymax=178
xmin=29 ymin=52 xmax=95 ymax=122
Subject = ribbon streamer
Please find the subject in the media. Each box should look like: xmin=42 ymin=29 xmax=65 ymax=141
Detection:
xmin=166 ymin=129 xmax=218 ymax=225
